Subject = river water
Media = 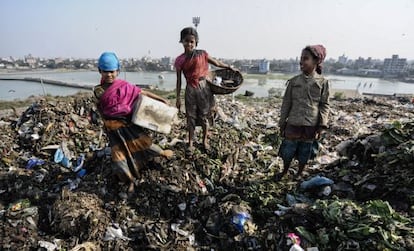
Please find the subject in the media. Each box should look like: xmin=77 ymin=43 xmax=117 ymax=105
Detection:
xmin=0 ymin=71 xmax=413 ymax=101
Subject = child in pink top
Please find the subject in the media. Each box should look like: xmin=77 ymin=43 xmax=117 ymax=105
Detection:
xmin=175 ymin=27 xmax=236 ymax=154
xmin=95 ymin=52 xmax=174 ymax=194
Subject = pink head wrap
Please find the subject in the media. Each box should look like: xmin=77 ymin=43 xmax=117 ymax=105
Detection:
xmin=304 ymin=45 xmax=327 ymax=74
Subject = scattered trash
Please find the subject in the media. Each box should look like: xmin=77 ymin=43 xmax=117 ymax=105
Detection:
xmin=53 ymin=148 xmax=64 ymax=163
xmin=26 ymin=157 xmax=45 ymax=169
xmin=244 ymin=90 xmax=255 ymax=97
xmin=213 ymin=76 xmax=222 ymax=85
xmin=300 ymin=175 xmax=334 ymax=190
xmin=0 ymin=93 xmax=413 ymax=250
xmin=76 ymin=168 xmax=87 ymax=178
xmin=72 ymin=154 xmax=85 ymax=172
xmin=318 ymin=185 xmax=332 ymax=197
xmin=231 ymin=212 xmax=251 ymax=233
xmin=9 ymin=199 xmax=31 ymax=211
xmin=38 ymin=240 xmax=58 ymax=251
xmin=103 ymin=224 xmax=131 ymax=241
xmin=288 ymin=233 xmax=304 ymax=251
xmin=95 ymin=146 xmax=111 ymax=158
xmin=170 ymin=223 xmax=189 ymax=237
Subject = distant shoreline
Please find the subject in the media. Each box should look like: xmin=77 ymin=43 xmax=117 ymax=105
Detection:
xmin=0 ymin=68 xmax=89 ymax=75
xmin=1 ymin=70 xmax=412 ymax=102
xmin=1 ymin=69 xmax=411 ymax=84
xmin=1 ymin=68 xmax=411 ymax=83
xmin=0 ymin=76 xmax=93 ymax=90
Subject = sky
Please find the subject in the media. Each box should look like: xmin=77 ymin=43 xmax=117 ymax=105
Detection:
xmin=1 ymin=0 xmax=413 ymax=60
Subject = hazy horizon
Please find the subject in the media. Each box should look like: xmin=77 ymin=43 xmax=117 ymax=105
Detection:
xmin=2 ymin=0 xmax=414 ymax=60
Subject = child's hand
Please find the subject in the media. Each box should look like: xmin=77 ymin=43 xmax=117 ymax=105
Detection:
xmin=227 ymin=65 xmax=240 ymax=73
xmin=231 ymin=67 xmax=241 ymax=73
xmin=160 ymin=98 xmax=169 ymax=105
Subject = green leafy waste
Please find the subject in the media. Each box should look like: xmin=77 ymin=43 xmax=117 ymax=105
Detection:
xmin=295 ymin=199 xmax=413 ymax=250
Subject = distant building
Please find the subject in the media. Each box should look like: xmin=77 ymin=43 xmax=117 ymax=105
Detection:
xmin=160 ymin=57 xmax=173 ymax=71
xmin=338 ymin=54 xmax=347 ymax=64
xmin=354 ymin=57 xmax=365 ymax=69
xmin=54 ymin=58 xmax=64 ymax=64
xmin=1 ymin=57 xmax=14 ymax=63
xmin=258 ymin=59 xmax=270 ymax=74
xmin=241 ymin=64 xmax=252 ymax=72
xmin=243 ymin=59 xmax=270 ymax=74
xmin=160 ymin=57 xmax=171 ymax=66
xmin=288 ymin=58 xmax=300 ymax=73
xmin=383 ymin=55 xmax=408 ymax=77
xmin=25 ymin=54 xmax=37 ymax=66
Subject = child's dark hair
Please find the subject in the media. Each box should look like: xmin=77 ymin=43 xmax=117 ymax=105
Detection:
xmin=180 ymin=27 xmax=199 ymax=45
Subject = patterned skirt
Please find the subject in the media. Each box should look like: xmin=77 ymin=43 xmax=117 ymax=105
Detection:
xmin=185 ymin=79 xmax=215 ymax=129
xmin=104 ymin=119 xmax=154 ymax=183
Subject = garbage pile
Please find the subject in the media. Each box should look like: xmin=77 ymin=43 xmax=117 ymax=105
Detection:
xmin=0 ymin=93 xmax=413 ymax=250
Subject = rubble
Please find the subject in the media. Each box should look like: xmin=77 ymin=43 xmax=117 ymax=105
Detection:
xmin=0 ymin=92 xmax=413 ymax=250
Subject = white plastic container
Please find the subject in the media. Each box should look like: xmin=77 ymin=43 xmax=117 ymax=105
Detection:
xmin=131 ymin=95 xmax=178 ymax=134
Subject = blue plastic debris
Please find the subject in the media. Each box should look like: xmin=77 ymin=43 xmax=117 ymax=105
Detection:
xmin=300 ymin=175 xmax=334 ymax=190
xmin=72 ymin=154 xmax=85 ymax=172
xmin=54 ymin=143 xmax=73 ymax=168
xmin=61 ymin=157 xmax=72 ymax=168
xmin=96 ymin=147 xmax=111 ymax=158
xmin=231 ymin=212 xmax=251 ymax=233
xmin=26 ymin=158 xmax=45 ymax=169
xmin=54 ymin=148 xmax=64 ymax=163
xmin=77 ymin=169 xmax=87 ymax=178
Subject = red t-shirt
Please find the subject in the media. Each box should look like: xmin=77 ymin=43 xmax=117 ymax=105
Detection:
xmin=175 ymin=50 xmax=209 ymax=88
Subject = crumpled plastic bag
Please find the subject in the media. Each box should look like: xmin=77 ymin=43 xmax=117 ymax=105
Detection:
xmin=300 ymin=176 xmax=334 ymax=190
xmin=38 ymin=240 xmax=57 ymax=251
xmin=103 ymin=224 xmax=131 ymax=241
xmin=26 ymin=157 xmax=45 ymax=169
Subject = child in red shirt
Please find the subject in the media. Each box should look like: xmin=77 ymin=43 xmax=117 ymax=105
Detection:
xmin=175 ymin=27 xmax=235 ymax=154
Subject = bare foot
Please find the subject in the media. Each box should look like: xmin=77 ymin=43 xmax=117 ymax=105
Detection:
xmin=162 ymin=150 xmax=174 ymax=159
xmin=127 ymin=182 xmax=135 ymax=194
xmin=186 ymin=146 xmax=195 ymax=157
xmin=203 ymin=141 xmax=211 ymax=151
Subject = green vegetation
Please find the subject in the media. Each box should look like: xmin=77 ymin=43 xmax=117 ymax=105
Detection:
xmin=144 ymin=88 xmax=176 ymax=99
xmin=333 ymin=91 xmax=346 ymax=100
xmin=0 ymin=100 xmax=34 ymax=110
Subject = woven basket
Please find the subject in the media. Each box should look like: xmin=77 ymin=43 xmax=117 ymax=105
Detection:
xmin=207 ymin=69 xmax=243 ymax=95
